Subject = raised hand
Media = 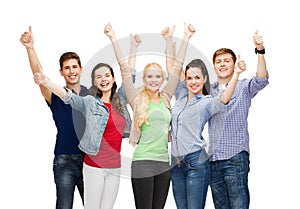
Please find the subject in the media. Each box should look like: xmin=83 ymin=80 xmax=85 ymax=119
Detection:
xmin=184 ymin=23 xmax=196 ymax=39
xmin=130 ymin=33 xmax=142 ymax=47
xmin=129 ymin=33 xmax=141 ymax=70
xmin=104 ymin=22 xmax=115 ymax=40
xmin=161 ymin=25 xmax=176 ymax=40
xmin=20 ymin=26 xmax=34 ymax=49
xmin=33 ymin=64 xmax=47 ymax=85
xmin=162 ymin=25 xmax=176 ymax=74
xmin=236 ymin=54 xmax=246 ymax=74
xmin=253 ymin=30 xmax=264 ymax=50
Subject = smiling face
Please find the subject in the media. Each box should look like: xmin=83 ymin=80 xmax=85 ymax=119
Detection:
xmin=185 ymin=67 xmax=207 ymax=95
xmin=143 ymin=63 xmax=165 ymax=93
xmin=93 ymin=66 xmax=115 ymax=93
xmin=60 ymin=58 xmax=82 ymax=85
xmin=213 ymin=52 xmax=236 ymax=83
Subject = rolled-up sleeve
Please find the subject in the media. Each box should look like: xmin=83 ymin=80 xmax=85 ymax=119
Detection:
xmin=62 ymin=89 xmax=88 ymax=113
xmin=249 ymin=72 xmax=269 ymax=97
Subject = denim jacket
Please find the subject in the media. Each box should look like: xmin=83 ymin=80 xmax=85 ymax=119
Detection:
xmin=62 ymin=89 xmax=131 ymax=155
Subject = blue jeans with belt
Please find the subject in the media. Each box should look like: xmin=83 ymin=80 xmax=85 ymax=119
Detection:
xmin=171 ymin=149 xmax=210 ymax=209
xmin=209 ymin=151 xmax=250 ymax=209
xmin=53 ymin=154 xmax=84 ymax=209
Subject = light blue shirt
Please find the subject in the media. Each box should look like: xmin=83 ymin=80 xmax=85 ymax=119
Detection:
xmin=171 ymin=81 xmax=225 ymax=158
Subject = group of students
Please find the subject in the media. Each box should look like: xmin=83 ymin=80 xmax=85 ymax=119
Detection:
xmin=20 ymin=22 xmax=268 ymax=209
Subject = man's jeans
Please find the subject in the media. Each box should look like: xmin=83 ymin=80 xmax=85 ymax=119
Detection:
xmin=210 ymin=151 xmax=250 ymax=209
xmin=53 ymin=154 xmax=84 ymax=209
xmin=171 ymin=149 xmax=210 ymax=209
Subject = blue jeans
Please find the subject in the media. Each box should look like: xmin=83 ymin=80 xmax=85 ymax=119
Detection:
xmin=210 ymin=151 xmax=250 ymax=209
xmin=53 ymin=154 xmax=84 ymax=209
xmin=171 ymin=149 xmax=210 ymax=209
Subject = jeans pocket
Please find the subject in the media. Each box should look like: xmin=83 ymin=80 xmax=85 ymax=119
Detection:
xmin=187 ymin=159 xmax=206 ymax=170
xmin=228 ymin=151 xmax=249 ymax=168
xmin=53 ymin=155 xmax=71 ymax=168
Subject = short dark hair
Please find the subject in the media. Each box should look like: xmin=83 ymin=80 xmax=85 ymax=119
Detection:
xmin=59 ymin=52 xmax=81 ymax=70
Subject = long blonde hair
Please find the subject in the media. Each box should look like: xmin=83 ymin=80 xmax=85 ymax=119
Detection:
xmin=134 ymin=62 xmax=165 ymax=129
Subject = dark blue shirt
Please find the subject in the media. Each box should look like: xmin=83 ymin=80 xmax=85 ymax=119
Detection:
xmin=47 ymin=85 xmax=89 ymax=155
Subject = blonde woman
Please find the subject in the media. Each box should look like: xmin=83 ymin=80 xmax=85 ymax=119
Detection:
xmin=104 ymin=23 xmax=195 ymax=209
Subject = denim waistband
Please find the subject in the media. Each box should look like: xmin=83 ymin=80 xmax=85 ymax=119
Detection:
xmin=55 ymin=154 xmax=84 ymax=160
xmin=178 ymin=149 xmax=208 ymax=163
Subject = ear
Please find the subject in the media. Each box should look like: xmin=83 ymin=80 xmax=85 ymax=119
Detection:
xmin=204 ymin=75 xmax=207 ymax=83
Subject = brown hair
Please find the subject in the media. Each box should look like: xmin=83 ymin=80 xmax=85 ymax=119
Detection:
xmin=89 ymin=63 xmax=124 ymax=115
xmin=59 ymin=52 xmax=81 ymax=70
xmin=212 ymin=48 xmax=237 ymax=64
xmin=185 ymin=59 xmax=210 ymax=95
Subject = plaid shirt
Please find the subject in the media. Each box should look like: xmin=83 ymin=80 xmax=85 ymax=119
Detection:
xmin=208 ymin=74 xmax=269 ymax=161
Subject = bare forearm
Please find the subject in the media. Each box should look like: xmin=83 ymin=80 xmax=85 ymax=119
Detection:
xmin=26 ymin=47 xmax=42 ymax=74
xmin=42 ymin=79 xmax=67 ymax=98
xmin=221 ymin=71 xmax=240 ymax=104
xmin=256 ymin=54 xmax=267 ymax=78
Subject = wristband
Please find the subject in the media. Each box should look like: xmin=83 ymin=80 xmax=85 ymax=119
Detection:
xmin=255 ymin=47 xmax=265 ymax=54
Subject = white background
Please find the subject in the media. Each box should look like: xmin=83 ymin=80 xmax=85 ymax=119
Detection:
xmin=1 ymin=0 xmax=299 ymax=208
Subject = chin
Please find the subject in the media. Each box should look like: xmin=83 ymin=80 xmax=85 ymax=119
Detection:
xmin=148 ymin=88 xmax=160 ymax=92
xmin=192 ymin=91 xmax=200 ymax=95
xmin=69 ymin=80 xmax=79 ymax=84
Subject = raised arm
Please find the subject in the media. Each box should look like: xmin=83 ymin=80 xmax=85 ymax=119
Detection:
xmin=20 ymin=26 xmax=52 ymax=103
xmin=220 ymin=55 xmax=246 ymax=104
xmin=253 ymin=30 xmax=267 ymax=78
xmin=129 ymin=33 xmax=141 ymax=74
xmin=34 ymin=70 xmax=88 ymax=114
xmin=171 ymin=23 xmax=196 ymax=78
xmin=33 ymin=70 xmax=67 ymax=99
xmin=117 ymin=33 xmax=141 ymax=101
xmin=104 ymin=23 xmax=131 ymax=79
xmin=104 ymin=22 xmax=137 ymax=104
xmin=161 ymin=25 xmax=176 ymax=75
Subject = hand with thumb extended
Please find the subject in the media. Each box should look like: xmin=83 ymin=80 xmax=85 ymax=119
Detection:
xmin=235 ymin=54 xmax=246 ymax=74
xmin=33 ymin=64 xmax=49 ymax=86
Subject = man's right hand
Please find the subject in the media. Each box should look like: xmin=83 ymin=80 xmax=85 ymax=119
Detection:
xmin=20 ymin=26 xmax=34 ymax=49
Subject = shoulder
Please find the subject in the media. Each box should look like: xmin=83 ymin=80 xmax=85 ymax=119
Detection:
xmin=80 ymin=85 xmax=89 ymax=96
xmin=196 ymin=94 xmax=214 ymax=105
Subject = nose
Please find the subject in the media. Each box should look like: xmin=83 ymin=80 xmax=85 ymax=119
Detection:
xmin=149 ymin=77 xmax=156 ymax=82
